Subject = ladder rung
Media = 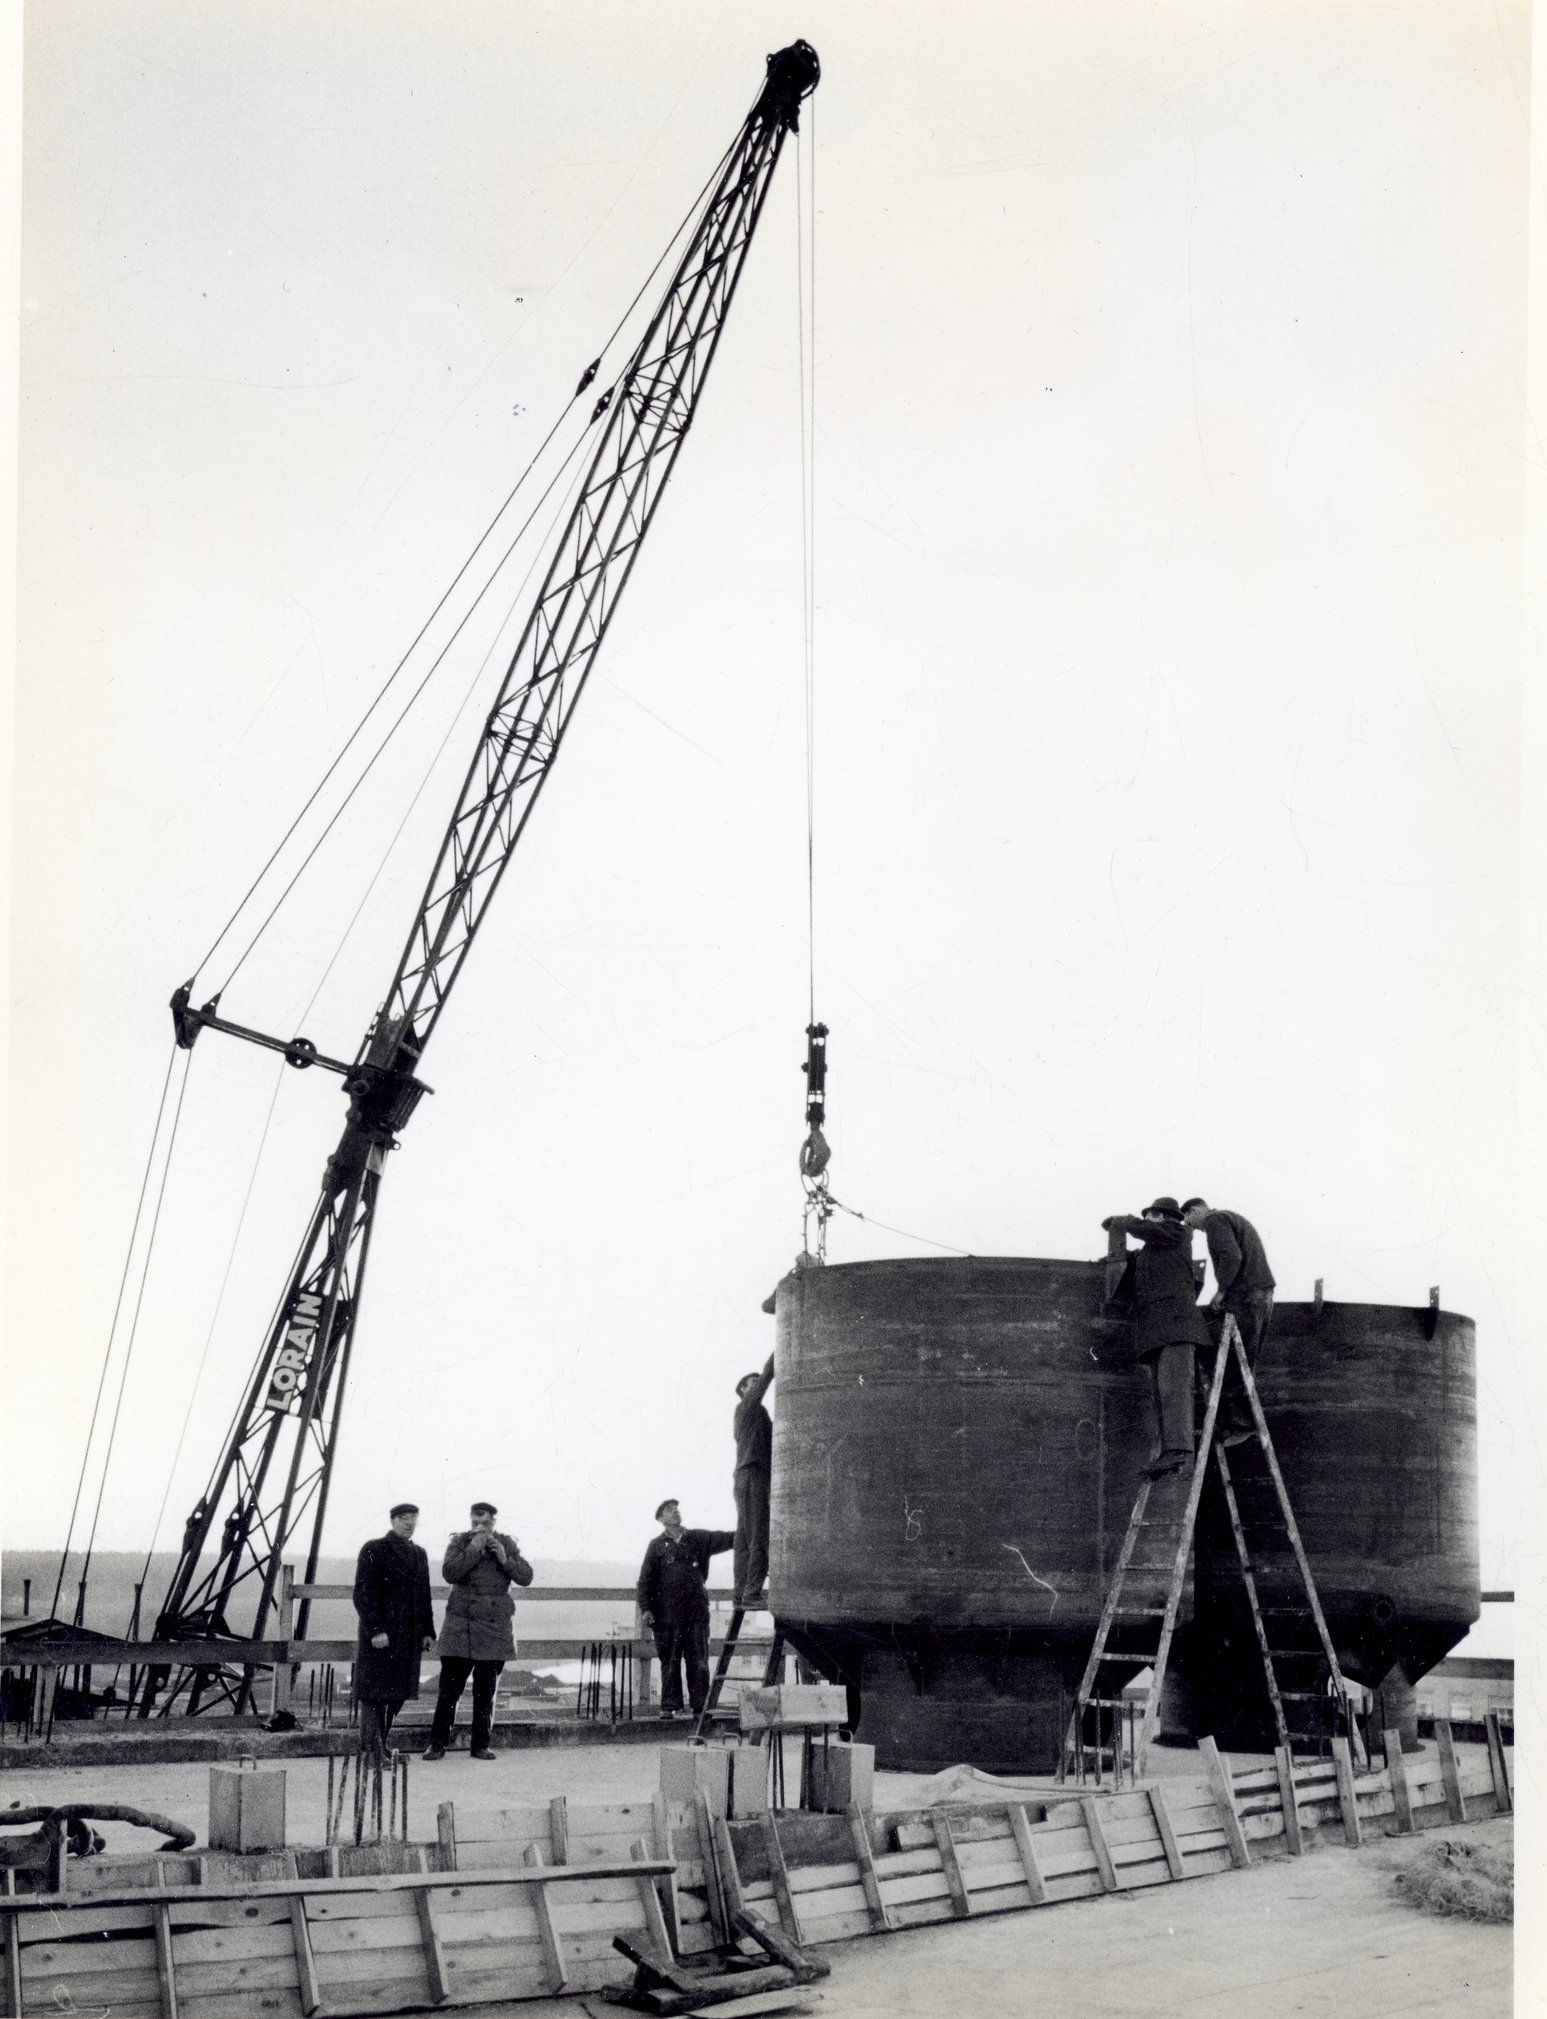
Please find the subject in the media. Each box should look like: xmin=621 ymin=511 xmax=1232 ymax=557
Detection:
xmin=1095 ymin=1651 xmax=1155 ymax=1662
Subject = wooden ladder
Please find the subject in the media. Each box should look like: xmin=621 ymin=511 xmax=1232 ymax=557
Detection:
xmin=1061 ymin=1314 xmax=1364 ymax=1783
xmin=693 ymin=1609 xmax=784 ymax=1741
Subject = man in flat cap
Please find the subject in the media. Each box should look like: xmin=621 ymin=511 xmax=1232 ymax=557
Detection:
xmin=1102 ymin=1197 xmax=1212 ymax=1478
xmin=424 ymin=1502 xmax=533 ymax=1761
xmin=636 ymin=1500 xmax=735 ymax=1720
xmin=352 ymin=1502 xmax=436 ymax=1755
xmin=732 ymin=1352 xmax=775 ymax=1608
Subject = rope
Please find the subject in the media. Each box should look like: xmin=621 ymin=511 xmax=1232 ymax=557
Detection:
xmin=797 ymin=120 xmax=817 ymax=1028
xmin=194 ymin=137 xmax=738 ymax=994
xmin=49 ymin=1047 xmax=182 ymax=1622
xmin=825 ymin=1192 xmax=972 ymax=1258
xmin=214 ymin=422 xmax=596 ymax=992
xmin=78 ymin=1050 xmax=195 ymax=1597
xmin=133 ymin=1060 xmax=289 ymax=1608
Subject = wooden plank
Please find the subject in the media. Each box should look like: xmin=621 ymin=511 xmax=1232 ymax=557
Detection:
xmin=651 ymin=1789 xmax=683 ymax=1957
xmin=549 ymin=1793 xmax=570 ymax=1864
xmin=633 ymin=1837 xmax=675 ymax=1964
xmin=845 ymin=1805 xmax=894 ymax=1933
xmin=1383 ymin=1730 xmax=1415 ymax=1835
xmin=929 ymin=1814 xmax=971 ymax=1918
xmin=410 ymin=1846 xmax=449 ymax=2007
xmin=681 ymin=1988 xmax=819 ymax=2019
xmin=1330 ymin=1734 xmax=1363 ymax=1847
xmin=1434 ymin=1720 xmax=1467 ymax=1823
xmin=1007 ymin=1805 xmax=1048 ymax=1905
xmin=1146 ymin=1785 xmax=1185 ymax=1880
xmin=1 ymin=1860 xmax=674 ymax=1916
xmin=3 ymin=1871 xmax=21 ymax=2019
xmin=695 ymin=1791 xmax=729 ymax=1946
xmin=712 ymin=1813 xmax=749 ymax=1926
xmin=154 ymin=1900 xmax=182 ymax=2019
xmin=1485 ymin=1713 xmax=1513 ymax=1811
xmin=1197 ymin=1738 xmax=1251 ymax=1868
xmin=760 ymin=1813 xmax=802 ymax=1944
xmin=1272 ymin=1746 xmax=1303 ymax=1856
xmin=436 ymin=1801 xmax=457 ymax=1869
xmin=1078 ymin=1796 xmax=1120 ymax=1892
xmin=289 ymin=1897 xmax=321 ymax=2017
xmin=438 ymin=1804 xmax=549 ymax=1846
xmin=170 ymin=1994 xmax=306 ymax=2019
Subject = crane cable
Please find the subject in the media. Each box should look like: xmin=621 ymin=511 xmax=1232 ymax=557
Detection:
xmin=191 ymin=135 xmax=739 ymax=998
xmin=794 ymin=107 xmax=834 ymax=1261
xmin=49 ymin=1044 xmax=190 ymax=1622
xmin=129 ymin=441 xmax=603 ymax=1609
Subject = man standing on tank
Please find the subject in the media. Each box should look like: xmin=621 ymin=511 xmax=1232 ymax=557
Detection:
xmin=1182 ymin=1197 xmax=1276 ymax=1445
xmin=1102 ymin=1196 xmax=1213 ymax=1478
xmin=352 ymin=1502 xmax=436 ymax=1756
xmin=636 ymin=1500 xmax=736 ymax=1719
xmin=424 ymin=1501 xmax=533 ymax=1761
xmin=732 ymin=1353 xmax=775 ymax=1608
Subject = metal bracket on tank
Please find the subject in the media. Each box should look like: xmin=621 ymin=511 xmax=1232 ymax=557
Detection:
xmin=1423 ymin=1286 xmax=1440 ymax=1340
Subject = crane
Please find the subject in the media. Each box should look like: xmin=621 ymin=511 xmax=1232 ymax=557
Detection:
xmin=139 ymin=38 xmax=820 ymax=1713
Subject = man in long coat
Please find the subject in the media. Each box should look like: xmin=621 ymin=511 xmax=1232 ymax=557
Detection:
xmin=1103 ymin=1196 xmax=1212 ymax=1478
xmin=424 ymin=1501 xmax=533 ymax=1761
xmin=352 ymin=1502 xmax=436 ymax=1755
xmin=636 ymin=1499 xmax=735 ymax=1719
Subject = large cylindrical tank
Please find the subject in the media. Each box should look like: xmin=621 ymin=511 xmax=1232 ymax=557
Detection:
xmin=768 ymin=1256 xmax=1154 ymax=1771
xmin=1186 ymin=1297 xmax=1479 ymax=1748
xmin=768 ymin=1257 xmax=1479 ymax=1772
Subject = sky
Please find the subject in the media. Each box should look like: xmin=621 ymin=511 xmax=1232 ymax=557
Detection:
xmin=3 ymin=0 xmax=1543 ymax=1674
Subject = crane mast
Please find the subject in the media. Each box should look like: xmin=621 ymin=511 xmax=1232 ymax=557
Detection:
xmin=143 ymin=39 xmax=819 ymax=1711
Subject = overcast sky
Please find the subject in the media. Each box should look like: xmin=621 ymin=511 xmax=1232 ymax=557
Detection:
xmin=4 ymin=0 xmax=1542 ymax=1664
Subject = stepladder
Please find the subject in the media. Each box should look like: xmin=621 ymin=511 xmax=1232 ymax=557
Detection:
xmin=693 ymin=1604 xmax=786 ymax=1741
xmin=1061 ymin=1313 xmax=1366 ymax=1784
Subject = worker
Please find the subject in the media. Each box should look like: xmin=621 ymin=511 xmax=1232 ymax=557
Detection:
xmin=732 ymin=1352 xmax=775 ymax=1609
xmin=423 ymin=1501 xmax=533 ymax=1761
xmin=636 ymin=1499 xmax=735 ymax=1720
xmin=1181 ymin=1196 xmax=1277 ymax=1444
xmin=1102 ymin=1196 xmax=1212 ymax=1478
xmin=351 ymin=1502 xmax=436 ymax=1756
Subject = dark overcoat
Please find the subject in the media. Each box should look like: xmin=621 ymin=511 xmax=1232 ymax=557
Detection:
xmin=436 ymin=1531 xmax=534 ymax=1662
xmin=352 ymin=1532 xmax=435 ymax=1702
xmin=1107 ymin=1215 xmax=1212 ymax=1361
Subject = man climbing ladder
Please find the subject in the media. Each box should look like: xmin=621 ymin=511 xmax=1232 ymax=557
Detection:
xmin=1062 ymin=1313 xmax=1364 ymax=1784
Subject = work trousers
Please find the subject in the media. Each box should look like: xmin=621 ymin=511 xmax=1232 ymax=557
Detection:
xmin=1145 ymin=1342 xmax=1195 ymax=1460
xmin=358 ymin=1698 xmax=404 ymax=1756
xmin=429 ymin=1658 xmax=502 ymax=1751
xmin=653 ymin=1619 xmax=710 ymax=1716
xmin=1218 ymin=1288 xmax=1275 ymax=1437
xmin=733 ymin=1466 xmax=770 ymax=1604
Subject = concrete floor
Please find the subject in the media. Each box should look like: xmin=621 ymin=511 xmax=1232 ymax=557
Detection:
xmin=0 ymin=1741 xmax=1513 ymax=2019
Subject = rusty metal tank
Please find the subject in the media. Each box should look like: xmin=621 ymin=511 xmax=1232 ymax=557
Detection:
xmin=767 ymin=1255 xmax=1151 ymax=1771
xmin=767 ymin=1257 xmax=1480 ymax=1771
xmin=1181 ymin=1296 xmax=1480 ymax=1749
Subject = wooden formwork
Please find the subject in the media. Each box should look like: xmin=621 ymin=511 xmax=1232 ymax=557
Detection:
xmin=0 ymin=1720 xmax=1510 ymax=2017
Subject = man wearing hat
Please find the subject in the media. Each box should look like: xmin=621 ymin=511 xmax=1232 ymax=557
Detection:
xmin=352 ymin=1503 xmax=436 ymax=1755
xmin=424 ymin=1502 xmax=533 ymax=1761
xmin=636 ymin=1501 xmax=736 ymax=1719
xmin=1102 ymin=1198 xmax=1212 ymax=1478
xmin=732 ymin=1352 xmax=775 ymax=1608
